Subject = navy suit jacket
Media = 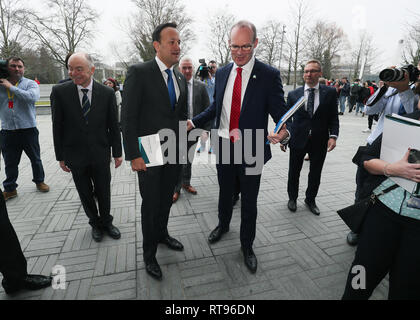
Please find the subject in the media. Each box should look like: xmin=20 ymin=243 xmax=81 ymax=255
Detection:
xmin=192 ymin=59 xmax=287 ymax=164
xmin=286 ymin=85 xmax=339 ymax=149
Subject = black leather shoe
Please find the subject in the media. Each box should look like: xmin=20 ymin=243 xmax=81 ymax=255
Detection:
xmin=242 ymin=247 xmax=257 ymax=273
xmin=159 ymin=236 xmax=184 ymax=251
xmin=145 ymin=261 xmax=162 ymax=280
xmin=92 ymin=226 xmax=103 ymax=242
xmin=287 ymin=199 xmax=297 ymax=212
xmin=2 ymin=274 xmax=52 ymax=294
xmin=346 ymin=231 xmax=358 ymax=246
xmin=104 ymin=224 xmax=121 ymax=240
xmin=208 ymin=226 xmax=228 ymax=244
xmin=305 ymin=199 xmax=320 ymax=216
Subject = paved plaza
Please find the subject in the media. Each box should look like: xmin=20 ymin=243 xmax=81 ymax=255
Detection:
xmin=0 ymin=110 xmax=390 ymax=300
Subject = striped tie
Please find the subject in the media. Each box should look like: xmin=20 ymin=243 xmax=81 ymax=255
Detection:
xmin=81 ymin=89 xmax=90 ymax=123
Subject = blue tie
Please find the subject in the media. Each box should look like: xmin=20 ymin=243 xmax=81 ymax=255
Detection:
xmin=81 ymin=89 xmax=90 ymax=123
xmin=398 ymin=103 xmax=406 ymax=116
xmin=165 ymin=69 xmax=176 ymax=110
xmin=307 ymin=88 xmax=315 ymax=118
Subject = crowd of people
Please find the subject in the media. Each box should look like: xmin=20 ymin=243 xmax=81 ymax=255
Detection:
xmin=0 ymin=19 xmax=419 ymax=300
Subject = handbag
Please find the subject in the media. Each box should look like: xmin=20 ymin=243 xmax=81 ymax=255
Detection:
xmin=337 ymin=184 xmax=398 ymax=233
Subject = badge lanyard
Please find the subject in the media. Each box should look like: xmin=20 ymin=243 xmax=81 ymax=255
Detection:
xmin=6 ymin=81 xmax=20 ymax=109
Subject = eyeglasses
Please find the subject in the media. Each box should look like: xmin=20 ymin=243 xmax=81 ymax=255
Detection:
xmin=304 ymin=69 xmax=321 ymax=74
xmin=209 ymin=66 xmax=216 ymax=69
xmin=230 ymin=44 xmax=253 ymax=52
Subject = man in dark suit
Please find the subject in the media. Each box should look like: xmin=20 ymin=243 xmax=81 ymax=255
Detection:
xmin=51 ymin=52 xmax=123 ymax=243
xmin=281 ymin=59 xmax=339 ymax=216
xmin=173 ymin=57 xmax=210 ymax=203
xmin=187 ymin=20 xmax=288 ymax=273
xmin=121 ymin=23 xmax=188 ymax=280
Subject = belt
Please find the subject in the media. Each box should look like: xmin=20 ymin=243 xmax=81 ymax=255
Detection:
xmin=2 ymin=127 xmax=35 ymax=133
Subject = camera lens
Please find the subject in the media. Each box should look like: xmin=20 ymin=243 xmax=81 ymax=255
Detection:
xmin=379 ymin=68 xmax=405 ymax=82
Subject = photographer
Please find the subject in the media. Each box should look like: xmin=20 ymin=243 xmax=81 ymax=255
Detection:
xmin=0 ymin=57 xmax=49 ymax=201
xmin=342 ymin=99 xmax=420 ymax=300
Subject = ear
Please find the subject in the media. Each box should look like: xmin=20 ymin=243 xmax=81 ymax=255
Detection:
xmin=254 ymin=38 xmax=259 ymax=49
xmin=153 ymin=41 xmax=160 ymax=53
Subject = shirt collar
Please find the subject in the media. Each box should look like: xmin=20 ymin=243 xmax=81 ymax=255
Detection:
xmin=77 ymin=78 xmax=93 ymax=91
xmin=304 ymin=83 xmax=320 ymax=91
xmin=233 ymin=56 xmax=255 ymax=74
xmin=187 ymin=78 xmax=193 ymax=86
xmin=155 ymin=56 xmax=174 ymax=73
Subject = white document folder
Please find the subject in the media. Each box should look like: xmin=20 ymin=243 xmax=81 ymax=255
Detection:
xmin=138 ymin=134 xmax=164 ymax=167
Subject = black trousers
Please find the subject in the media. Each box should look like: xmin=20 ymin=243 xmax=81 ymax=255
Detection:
xmin=287 ymin=139 xmax=327 ymax=203
xmin=138 ymin=164 xmax=181 ymax=263
xmin=215 ymin=137 xmax=262 ymax=249
xmin=0 ymin=187 xmax=27 ymax=284
xmin=70 ymin=163 xmax=113 ymax=228
xmin=342 ymin=200 xmax=420 ymax=300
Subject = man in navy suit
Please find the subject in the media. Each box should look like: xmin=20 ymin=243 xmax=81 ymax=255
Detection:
xmin=188 ymin=20 xmax=288 ymax=273
xmin=281 ymin=60 xmax=339 ymax=216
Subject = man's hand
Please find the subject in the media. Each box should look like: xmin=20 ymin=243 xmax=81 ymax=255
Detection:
xmin=385 ymin=68 xmax=410 ymax=93
xmin=280 ymin=144 xmax=288 ymax=152
xmin=327 ymin=138 xmax=337 ymax=152
xmin=388 ymin=149 xmax=420 ymax=182
xmin=187 ymin=120 xmax=194 ymax=131
xmin=267 ymin=124 xmax=289 ymax=144
xmin=114 ymin=157 xmax=123 ymax=169
xmin=131 ymin=157 xmax=147 ymax=172
xmin=0 ymin=79 xmax=12 ymax=89
xmin=59 ymin=161 xmax=71 ymax=173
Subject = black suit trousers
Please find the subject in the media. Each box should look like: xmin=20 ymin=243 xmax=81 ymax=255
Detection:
xmin=138 ymin=164 xmax=181 ymax=263
xmin=216 ymin=138 xmax=262 ymax=249
xmin=0 ymin=187 xmax=27 ymax=283
xmin=288 ymin=138 xmax=328 ymax=202
xmin=70 ymin=163 xmax=113 ymax=228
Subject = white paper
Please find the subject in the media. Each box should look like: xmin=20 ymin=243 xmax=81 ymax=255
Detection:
xmin=138 ymin=134 xmax=163 ymax=167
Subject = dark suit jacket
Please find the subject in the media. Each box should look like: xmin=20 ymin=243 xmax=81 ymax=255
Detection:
xmin=121 ymin=59 xmax=188 ymax=161
xmin=192 ymin=59 xmax=287 ymax=164
xmin=50 ymin=80 xmax=122 ymax=167
xmin=286 ymin=85 xmax=339 ymax=149
xmin=191 ymin=79 xmax=211 ymax=130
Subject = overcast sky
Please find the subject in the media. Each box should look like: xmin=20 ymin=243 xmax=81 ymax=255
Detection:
xmin=33 ymin=0 xmax=418 ymax=72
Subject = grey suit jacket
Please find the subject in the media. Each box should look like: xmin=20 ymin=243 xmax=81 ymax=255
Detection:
xmin=191 ymin=79 xmax=211 ymax=131
xmin=121 ymin=59 xmax=188 ymax=161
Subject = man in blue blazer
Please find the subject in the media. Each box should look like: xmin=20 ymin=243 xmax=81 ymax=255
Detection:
xmin=188 ymin=20 xmax=288 ymax=273
xmin=281 ymin=60 xmax=339 ymax=215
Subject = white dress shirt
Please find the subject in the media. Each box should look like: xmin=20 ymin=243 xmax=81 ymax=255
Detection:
xmin=155 ymin=56 xmax=180 ymax=101
xmin=304 ymin=83 xmax=320 ymax=114
xmin=219 ymin=57 xmax=256 ymax=139
xmin=77 ymin=78 xmax=93 ymax=107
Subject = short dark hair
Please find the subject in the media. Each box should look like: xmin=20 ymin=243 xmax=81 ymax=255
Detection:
xmin=152 ymin=22 xmax=177 ymax=42
xmin=209 ymin=60 xmax=217 ymax=65
xmin=7 ymin=57 xmax=25 ymax=66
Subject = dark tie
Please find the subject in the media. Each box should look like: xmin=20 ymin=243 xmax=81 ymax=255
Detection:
xmin=165 ymin=69 xmax=176 ymax=110
xmin=81 ymin=89 xmax=90 ymax=123
xmin=398 ymin=103 xmax=406 ymax=116
xmin=307 ymin=88 xmax=315 ymax=118
xmin=229 ymin=67 xmax=242 ymax=143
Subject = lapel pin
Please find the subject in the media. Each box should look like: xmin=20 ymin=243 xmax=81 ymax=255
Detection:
xmin=253 ymin=75 xmax=257 ymax=79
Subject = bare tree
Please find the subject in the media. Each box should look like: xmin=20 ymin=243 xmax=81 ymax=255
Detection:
xmin=402 ymin=17 xmax=420 ymax=66
xmin=350 ymin=31 xmax=377 ymax=80
xmin=0 ymin=0 xmax=29 ymax=58
xmin=207 ymin=10 xmax=235 ymax=67
xmin=20 ymin=0 xmax=98 ymax=67
xmin=304 ymin=21 xmax=347 ymax=79
xmin=288 ymin=0 xmax=311 ymax=88
xmin=128 ymin=0 xmax=195 ymax=62
xmin=258 ymin=20 xmax=286 ymax=68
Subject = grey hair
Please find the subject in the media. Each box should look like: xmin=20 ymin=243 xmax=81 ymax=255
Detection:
xmin=179 ymin=56 xmax=193 ymax=65
xmin=71 ymin=52 xmax=95 ymax=68
xmin=230 ymin=20 xmax=257 ymax=42
xmin=305 ymin=59 xmax=322 ymax=72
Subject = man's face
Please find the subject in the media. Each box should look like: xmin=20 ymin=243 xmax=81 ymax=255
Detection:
xmin=7 ymin=60 xmax=25 ymax=81
xmin=208 ymin=63 xmax=217 ymax=75
xmin=303 ymin=63 xmax=322 ymax=87
xmin=180 ymin=60 xmax=193 ymax=81
xmin=154 ymin=27 xmax=181 ymax=68
xmin=68 ymin=55 xmax=95 ymax=88
xmin=229 ymin=26 xmax=258 ymax=67
xmin=341 ymin=78 xmax=347 ymax=84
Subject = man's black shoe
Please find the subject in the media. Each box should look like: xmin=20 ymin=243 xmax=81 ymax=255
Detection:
xmin=104 ymin=224 xmax=121 ymax=239
xmin=208 ymin=226 xmax=228 ymax=244
xmin=92 ymin=226 xmax=103 ymax=242
xmin=241 ymin=247 xmax=257 ymax=273
xmin=159 ymin=236 xmax=184 ymax=251
xmin=287 ymin=199 xmax=297 ymax=212
xmin=232 ymin=194 xmax=240 ymax=207
xmin=145 ymin=261 xmax=162 ymax=280
xmin=305 ymin=199 xmax=320 ymax=216
xmin=346 ymin=231 xmax=358 ymax=246
xmin=2 ymin=275 xmax=52 ymax=294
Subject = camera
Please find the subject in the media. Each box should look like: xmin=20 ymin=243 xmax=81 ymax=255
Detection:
xmin=408 ymin=149 xmax=420 ymax=164
xmin=379 ymin=64 xmax=420 ymax=82
xmin=0 ymin=60 xmax=9 ymax=79
xmin=196 ymin=58 xmax=209 ymax=80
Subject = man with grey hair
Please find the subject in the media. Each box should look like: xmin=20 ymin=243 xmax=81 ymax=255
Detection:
xmin=51 ymin=52 xmax=123 ymax=243
xmin=173 ymin=57 xmax=210 ymax=202
xmin=188 ymin=20 xmax=289 ymax=273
